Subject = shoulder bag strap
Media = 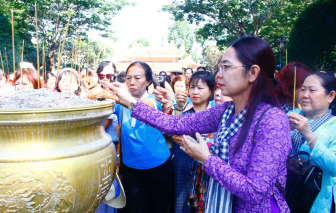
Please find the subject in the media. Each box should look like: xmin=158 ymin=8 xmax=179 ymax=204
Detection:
xmin=116 ymin=107 xmax=124 ymax=173
xmin=251 ymin=106 xmax=286 ymax=197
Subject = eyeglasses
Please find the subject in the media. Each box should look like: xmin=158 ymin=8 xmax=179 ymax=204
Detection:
xmin=218 ymin=63 xmax=250 ymax=73
xmin=98 ymin=74 xmax=114 ymax=80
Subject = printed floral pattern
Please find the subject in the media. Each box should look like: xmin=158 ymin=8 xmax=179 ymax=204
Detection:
xmin=132 ymin=101 xmax=292 ymax=213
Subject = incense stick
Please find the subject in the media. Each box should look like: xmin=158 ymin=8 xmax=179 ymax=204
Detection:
xmin=96 ymin=48 xmax=103 ymax=67
xmin=21 ymin=40 xmax=24 ymax=89
xmin=293 ymin=67 xmax=297 ymax=112
xmin=0 ymin=51 xmax=4 ymax=72
xmin=35 ymin=3 xmax=40 ymax=89
xmin=42 ymin=40 xmax=46 ymax=87
xmin=4 ymin=48 xmax=9 ymax=74
xmin=56 ymin=8 xmax=72 ymax=73
xmin=78 ymin=39 xmax=81 ymax=88
xmin=86 ymin=44 xmax=89 ymax=87
xmin=286 ymin=49 xmax=288 ymax=65
xmin=11 ymin=9 xmax=15 ymax=74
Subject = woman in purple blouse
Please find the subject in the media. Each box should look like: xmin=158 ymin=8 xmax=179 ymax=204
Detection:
xmin=108 ymin=37 xmax=292 ymax=213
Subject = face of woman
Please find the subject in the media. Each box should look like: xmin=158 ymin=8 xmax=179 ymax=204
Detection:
xmin=189 ymin=80 xmax=211 ymax=106
xmin=185 ymin=70 xmax=192 ymax=79
xmin=213 ymin=88 xmax=228 ymax=105
xmin=126 ymin=65 xmax=150 ymax=99
xmin=299 ymin=75 xmax=335 ymax=116
xmin=174 ymin=80 xmax=186 ymax=93
xmin=98 ymin=64 xmax=115 ymax=86
xmin=15 ymin=75 xmax=34 ymax=90
xmin=45 ymin=77 xmax=56 ymax=90
xmin=58 ymin=73 xmax=78 ymax=94
xmin=89 ymin=71 xmax=99 ymax=83
xmin=216 ymin=47 xmax=251 ymax=99
xmin=80 ymin=70 xmax=87 ymax=84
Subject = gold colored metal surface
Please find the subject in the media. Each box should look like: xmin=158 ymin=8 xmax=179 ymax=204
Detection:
xmin=0 ymin=102 xmax=116 ymax=212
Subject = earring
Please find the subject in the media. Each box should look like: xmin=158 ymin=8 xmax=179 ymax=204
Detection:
xmin=249 ymin=79 xmax=253 ymax=82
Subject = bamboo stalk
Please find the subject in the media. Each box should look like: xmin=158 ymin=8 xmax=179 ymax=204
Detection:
xmin=21 ymin=40 xmax=24 ymax=88
xmin=11 ymin=9 xmax=15 ymax=74
xmin=0 ymin=51 xmax=4 ymax=72
xmin=56 ymin=8 xmax=72 ymax=73
xmin=4 ymin=48 xmax=9 ymax=74
xmin=35 ymin=3 xmax=39 ymax=89
xmin=293 ymin=67 xmax=297 ymax=112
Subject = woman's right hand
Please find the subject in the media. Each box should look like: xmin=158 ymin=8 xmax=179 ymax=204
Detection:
xmin=153 ymin=86 xmax=172 ymax=104
xmin=175 ymin=90 xmax=188 ymax=109
xmin=106 ymin=82 xmax=136 ymax=108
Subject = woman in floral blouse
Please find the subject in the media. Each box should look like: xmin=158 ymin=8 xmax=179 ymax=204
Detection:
xmin=108 ymin=37 xmax=292 ymax=213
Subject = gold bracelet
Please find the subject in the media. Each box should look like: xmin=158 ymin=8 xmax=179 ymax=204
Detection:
xmin=306 ymin=136 xmax=318 ymax=145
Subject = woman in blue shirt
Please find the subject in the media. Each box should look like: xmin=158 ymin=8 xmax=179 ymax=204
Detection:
xmin=288 ymin=72 xmax=336 ymax=213
xmin=113 ymin=62 xmax=174 ymax=213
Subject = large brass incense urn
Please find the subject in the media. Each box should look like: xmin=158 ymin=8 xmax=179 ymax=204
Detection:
xmin=0 ymin=102 xmax=116 ymax=212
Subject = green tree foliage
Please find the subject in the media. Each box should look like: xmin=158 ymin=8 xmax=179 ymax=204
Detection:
xmin=168 ymin=19 xmax=194 ymax=55
xmin=61 ymin=38 xmax=114 ymax=70
xmin=163 ymin=0 xmax=313 ymax=49
xmin=202 ymin=41 xmax=224 ymax=71
xmin=129 ymin=37 xmax=150 ymax=48
xmin=0 ymin=0 xmax=130 ymax=72
xmin=288 ymin=0 xmax=336 ymax=71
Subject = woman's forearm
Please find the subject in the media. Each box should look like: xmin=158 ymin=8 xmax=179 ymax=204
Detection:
xmin=131 ymin=101 xmax=226 ymax=135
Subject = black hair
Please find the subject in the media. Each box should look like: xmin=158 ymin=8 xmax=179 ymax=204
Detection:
xmin=228 ymin=37 xmax=278 ymax=155
xmin=310 ymin=72 xmax=336 ymax=115
xmin=115 ymin=71 xmax=126 ymax=83
xmin=126 ymin=61 xmax=153 ymax=90
xmin=159 ymin=71 xmax=167 ymax=77
xmin=196 ymin=67 xmax=206 ymax=72
xmin=189 ymin=71 xmax=216 ymax=101
xmin=97 ymin=61 xmax=116 ymax=74
xmin=45 ymin=72 xmax=56 ymax=83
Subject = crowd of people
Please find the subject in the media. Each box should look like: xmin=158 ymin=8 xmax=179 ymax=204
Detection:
xmin=0 ymin=36 xmax=335 ymax=213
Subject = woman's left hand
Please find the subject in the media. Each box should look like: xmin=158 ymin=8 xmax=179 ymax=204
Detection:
xmin=181 ymin=133 xmax=211 ymax=164
xmin=288 ymin=113 xmax=316 ymax=145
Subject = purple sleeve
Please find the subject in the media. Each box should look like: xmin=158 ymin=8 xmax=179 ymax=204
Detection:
xmin=204 ymin=108 xmax=292 ymax=203
xmin=131 ymin=101 xmax=228 ymax=135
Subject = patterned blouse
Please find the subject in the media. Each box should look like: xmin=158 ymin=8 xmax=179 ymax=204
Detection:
xmin=131 ymin=101 xmax=292 ymax=213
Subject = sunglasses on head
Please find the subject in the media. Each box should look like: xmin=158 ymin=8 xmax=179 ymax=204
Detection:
xmin=98 ymin=74 xmax=114 ymax=80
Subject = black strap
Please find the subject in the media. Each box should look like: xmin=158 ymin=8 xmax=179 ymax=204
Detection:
xmin=251 ymin=106 xmax=286 ymax=197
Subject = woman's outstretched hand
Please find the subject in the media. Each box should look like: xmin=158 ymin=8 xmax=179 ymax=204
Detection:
xmin=181 ymin=133 xmax=211 ymax=164
xmin=106 ymin=82 xmax=136 ymax=108
xmin=153 ymin=86 xmax=172 ymax=104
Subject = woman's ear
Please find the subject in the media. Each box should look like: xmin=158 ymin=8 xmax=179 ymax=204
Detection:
xmin=328 ymin=91 xmax=336 ymax=104
xmin=248 ymin=65 xmax=261 ymax=83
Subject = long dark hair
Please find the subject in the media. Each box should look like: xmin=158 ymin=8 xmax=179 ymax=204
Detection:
xmin=229 ymin=37 xmax=279 ymax=155
xmin=309 ymin=72 xmax=336 ymax=115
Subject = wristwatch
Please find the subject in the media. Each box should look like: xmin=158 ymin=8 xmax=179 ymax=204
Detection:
xmin=128 ymin=100 xmax=137 ymax=111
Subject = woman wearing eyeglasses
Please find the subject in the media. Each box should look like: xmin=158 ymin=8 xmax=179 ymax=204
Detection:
xmin=108 ymin=37 xmax=292 ymax=213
